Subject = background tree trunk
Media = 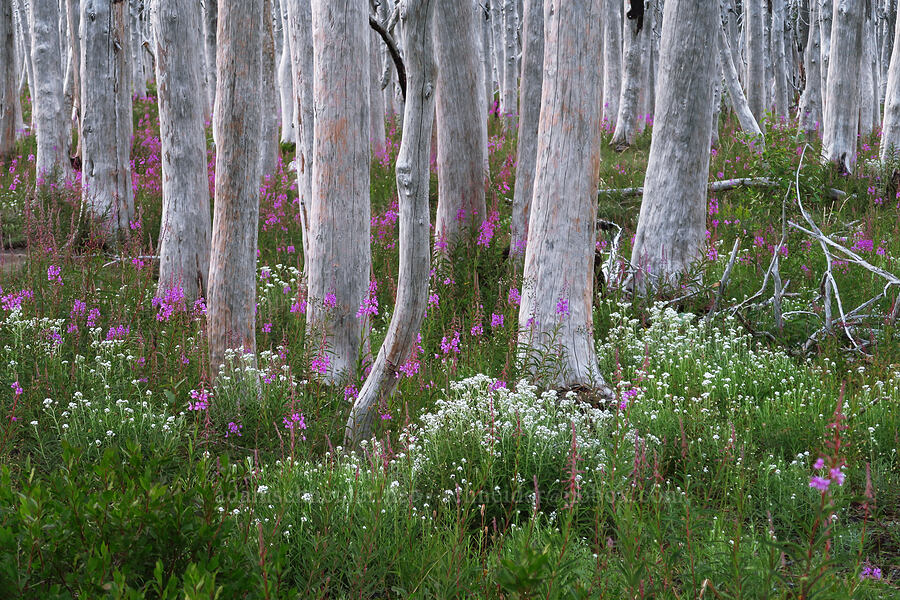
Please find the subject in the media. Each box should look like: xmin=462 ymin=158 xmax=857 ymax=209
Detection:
xmin=746 ymin=0 xmax=767 ymax=122
xmin=369 ymin=27 xmax=386 ymax=154
xmin=0 ymin=0 xmax=15 ymax=157
xmin=433 ymin=0 xmax=487 ymax=251
xmin=500 ymin=0 xmax=517 ymax=127
xmin=630 ymin=0 xmax=717 ymax=290
xmin=81 ymin=0 xmax=134 ymax=239
xmin=207 ymin=0 xmax=263 ymax=373
xmin=203 ymin=0 xmax=217 ymax=119
xmin=717 ymin=10 xmax=764 ymax=140
xmin=14 ymin=0 xmax=35 ymax=130
xmin=345 ymin=0 xmax=436 ymax=448
xmin=130 ymin=0 xmax=145 ymax=96
xmin=799 ymin=0 xmax=823 ymax=136
xmin=64 ymin=0 xmax=81 ymax=159
xmin=259 ymin=0 xmax=280 ymax=178
xmin=819 ymin=0 xmax=833 ymax=114
xmin=510 ymin=0 xmax=543 ymax=260
xmin=611 ymin=0 xmax=646 ymax=147
xmin=602 ymin=0 xmax=622 ymax=126
xmin=276 ymin=0 xmax=296 ymax=145
xmin=30 ymin=0 xmax=71 ymax=181
xmin=518 ymin=0 xmax=608 ymax=392
xmin=153 ymin=0 xmax=212 ymax=302
xmin=307 ymin=0 xmax=371 ymax=383
xmin=880 ymin=1 xmax=900 ymax=163
xmin=771 ymin=0 xmax=790 ymax=118
xmin=822 ymin=0 xmax=864 ymax=172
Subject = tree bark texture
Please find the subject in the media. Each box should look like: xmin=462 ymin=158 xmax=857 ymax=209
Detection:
xmin=611 ymin=0 xmax=646 ymax=147
xmin=500 ymin=0 xmax=517 ymax=126
xmin=277 ymin=0 xmax=296 ymax=145
xmin=746 ymin=0 xmax=767 ymax=122
xmin=822 ymin=0 xmax=864 ymax=172
xmin=518 ymin=0 xmax=608 ymax=391
xmin=284 ymin=0 xmax=312 ymax=265
xmin=345 ymin=0 xmax=436 ymax=448
xmin=203 ymin=0 xmax=217 ymax=118
xmin=307 ymin=0 xmax=371 ymax=383
xmin=81 ymin=0 xmax=134 ymax=238
xmin=630 ymin=0 xmax=717 ymax=290
xmin=799 ymin=0 xmax=823 ymax=136
xmin=207 ymin=0 xmax=263 ymax=372
xmin=771 ymin=0 xmax=789 ymax=118
xmin=602 ymin=0 xmax=622 ymax=126
xmin=153 ymin=0 xmax=212 ymax=302
xmin=0 ymin=0 xmax=15 ymax=157
xmin=259 ymin=0 xmax=280 ymax=178
xmin=881 ymin=0 xmax=900 ymax=162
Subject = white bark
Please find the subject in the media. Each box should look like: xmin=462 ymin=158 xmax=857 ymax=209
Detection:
xmin=369 ymin=28 xmax=386 ymax=153
xmin=880 ymin=0 xmax=895 ymax=102
xmin=500 ymin=0 xmax=517 ymax=125
xmin=771 ymin=0 xmax=789 ymax=118
xmin=131 ymin=0 xmax=145 ymax=96
xmin=208 ymin=0 xmax=263 ymax=372
xmin=510 ymin=0 xmax=542 ymax=257
xmin=276 ymin=0 xmax=295 ymax=145
xmin=30 ymin=0 xmax=72 ymax=181
xmin=602 ymin=0 xmax=622 ymax=125
xmin=308 ymin=0 xmax=371 ymax=383
xmin=480 ymin=2 xmax=493 ymax=110
xmin=489 ymin=0 xmax=503 ymax=111
xmin=64 ymin=0 xmax=81 ymax=155
xmin=860 ymin=14 xmax=877 ymax=137
xmin=822 ymin=0 xmax=864 ymax=172
xmin=433 ymin=0 xmax=487 ymax=250
xmin=0 ymin=0 xmax=15 ymax=157
xmin=518 ymin=0 xmax=608 ymax=391
xmin=203 ymin=0 xmax=217 ymax=118
xmin=258 ymin=0 xmax=279 ymax=178
xmin=611 ymin=1 xmax=645 ymax=147
xmin=631 ymin=0 xmax=717 ymax=290
xmin=13 ymin=0 xmax=35 ymax=128
xmin=746 ymin=0 xmax=767 ymax=122
xmin=717 ymin=8 xmax=764 ymax=140
xmin=153 ymin=0 xmax=211 ymax=302
xmin=345 ymin=0 xmax=436 ymax=448
xmin=881 ymin=0 xmax=900 ymax=162
xmin=799 ymin=0 xmax=823 ymax=136
xmin=81 ymin=0 xmax=134 ymax=238
xmin=819 ymin=0 xmax=832 ymax=113
xmin=284 ymin=0 xmax=312 ymax=264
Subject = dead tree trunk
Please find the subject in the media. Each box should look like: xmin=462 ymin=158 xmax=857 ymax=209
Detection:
xmin=822 ymin=0 xmax=864 ymax=172
xmin=81 ymin=0 xmax=134 ymax=239
xmin=746 ymin=0 xmax=767 ymax=122
xmin=203 ymin=0 xmax=217 ymax=119
xmin=276 ymin=0 xmax=296 ymax=145
xmin=0 ymin=0 xmax=15 ymax=157
xmin=207 ymin=0 xmax=263 ymax=372
xmin=500 ymin=0 xmax=517 ymax=127
xmin=307 ymin=0 xmax=371 ymax=383
xmin=510 ymin=0 xmax=543 ymax=259
xmin=518 ymin=0 xmax=609 ymax=392
xmin=771 ymin=0 xmax=789 ymax=118
xmin=630 ymin=0 xmax=717 ymax=290
xmin=345 ymin=0 xmax=436 ymax=448
xmin=153 ymin=0 xmax=211 ymax=302
xmin=602 ymin=0 xmax=622 ymax=126
xmin=881 ymin=0 xmax=900 ymax=162
xmin=716 ymin=7 xmax=764 ymax=140
xmin=259 ymin=0 xmax=280 ymax=178
xmin=799 ymin=0 xmax=823 ymax=136
xmin=433 ymin=0 xmax=487 ymax=251
xmin=284 ymin=0 xmax=312 ymax=266
xmin=611 ymin=0 xmax=646 ymax=147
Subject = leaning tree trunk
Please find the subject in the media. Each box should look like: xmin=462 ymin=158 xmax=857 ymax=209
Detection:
xmin=258 ymin=0 xmax=280 ymax=178
xmin=153 ymin=0 xmax=211 ymax=302
xmin=880 ymin=1 xmax=900 ymax=163
xmin=284 ymin=0 xmax=312 ymax=267
xmin=746 ymin=0 xmax=767 ymax=123
xmin=307 ymin=0 xmax=371 ymax=383
xmin=207 ymin=0 xmax=263 ymax=373
xmin=0 ymin=0 xmax=15 ymax=158
xmin=433 ymin=0 xmax=487 ymax=251
xmin=611 ymin=0 xmax=646 ymax=147
xmin=822 ymin=0 xmax=864 ymax=173
xmin=716 ymin=8 xmax=764 ymax=141
xmin=799 ymin=0 xmax=823 ymax=137
xmin=30 ymin=0 xmax=71 ymax=182
xmin=630 ymin=0 xmax=717 ymax=290
xmin=518 ymin=0 xmax=610 ymax=392
xmin=345 ymin=0 xmax=436 ymax=448
xmin=81 ymin=0 xmax=134 ymax=239
xmin=510 ymin=0 xmax=543 ymax=259
xmin=602 ymin=0 xmax=623 ymax=126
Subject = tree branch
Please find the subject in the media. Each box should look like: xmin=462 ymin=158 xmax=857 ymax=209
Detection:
xmin=369 ymin=14 xmax=406 ymax=101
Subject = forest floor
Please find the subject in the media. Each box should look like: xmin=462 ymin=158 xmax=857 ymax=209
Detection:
xmin=0 ymin=95 xmax=898 ymax=599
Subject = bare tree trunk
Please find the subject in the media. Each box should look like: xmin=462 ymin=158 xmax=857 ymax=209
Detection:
xmin=153 ymin=0 xmax=211 ymax=302
xmin=500 ymin=0 xmax=517 ymax=126
xmin=433 ymin=0 xmax=486 ymax=251
xmin=860 ymin=12 xmax=877 ymax=138
xmin=746 ymin=0 xmax=767 ymax=122
xmin=631 ymin=0 xmax=717 ymax=290
xmin=276 ymin=0 xmax=295 ymax=145
xmin=64 ymin=0 xmax=81 ymax=158
xmin=130 ymin=0 xmax=145 ymax=96
xmin=14 ymin=0 xmax=35 ymax=129
xmin=717 ymin=7 xmax=764 ymax=140
xmin=203 ymin=0 xmax=217 ymax=119
xmin=489 ymin=0 xmax=503 ymax=113
xmin=819 ymin=0 xmax=832 ymax=113
xmin=259 ymin=0 xmax=280 ymax=178
xmin=345 ymin=0 xmax=436 ymax=448
xmin=480 ymin=2 xmax=493 ymax=110
xmin=518 ymin=0 xmax=609 ymax=392
xmin=602 ymin=0 xmax=622 ymax=125
xmin=612 ymin=1 xmax=646 ymax=147
xmin=81 ymin=0 xmax=134 ymax=239
xmin=30 ymin=0 xmax=72 ymax=181
xmin=799 ymin=0 xmax=823 ymax=136
xmin=308 ymin=0 xmax=371 ymax=383
xmin=880 ymin=0 xmax=895 ymax=102
xmin=510 ymin=0 xmax=542 ymax=259
xmin=369 ymin=28 xmax=386 ymax=154
xmin=208 ymin=0 xmax=263 ymax=372
xmin=881 ymin=0 xmax=900 ymax=162
xmin=771 ymin=0 xmax=789 ymax=118
xmin=284 ymin=0 xmax=312 ymax=266
xmin=639 ymin=0 xmax=656 ymax=129
xmin=822 ymin=0 xmax=863 ymax=172
xmin=0 ymin=0 xmax=15 ymax=157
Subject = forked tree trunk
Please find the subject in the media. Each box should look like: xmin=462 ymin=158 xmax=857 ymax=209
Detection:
xmin=746 ymin=0 xmax=767 ymax=122
xmin=30 ymin=0 xmax=71 ymax=181
xmin=81 ymin=0 xmax=134 ymax=238
xmin=602 ymin=0 xmax=622 ymax=125
xmin=631 ymin=0 xmax=717 ymax=290
xmin=259 ymin=0 xmax=280 ymax=178
xmin=345 ymin=0 xmax=436 ymax=448
xmin=208 ymin=0 xmax=263 ymax=372
xmin=799 ymin=0 xmax=823 ymax=136
xmin=518 ymin=0 xmax=609 ymax=392
xmin=284 ymin=0 xmax=312 ymax=265
xmin=881 ymin=3 xmax=900 ymax=162
xmin=716 ymin=9 xmax=764 ymax=140
xmin=612 ymin=0 xmax=646 ymax=147
xmin=510 ymin=0 xmax=543 ymax=259
xmin=822 ymin=0 xmax=864 ymax=172
xmin=0 ymin=0 xmax=15 ymax=157
xmin=153 ymin=0 xmax=211 ymax=302
xmin=433 ymin=0 xmax=486 ymax=251
xmin=307 ymin=0 xmax=371 ymax=383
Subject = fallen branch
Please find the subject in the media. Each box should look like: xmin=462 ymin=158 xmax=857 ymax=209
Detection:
xmin=598 ymin=177 xmax=848 ymax=200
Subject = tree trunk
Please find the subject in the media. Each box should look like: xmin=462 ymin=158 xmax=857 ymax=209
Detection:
xmin=130 ymin=0 xmax=145 ymax=96
xmin=307 ymin=0 xmax=371 ymax=383
xmin=500 ymin=0 xmax=517 ymax=126
xmin=0 ymin=0 xmax=15 ymax=157
xmin=14 ymin=0 xmax=35 ymax=129
xmin=822 ymin=0 xmax=864 ymax=173
xmin=284 ymin=0 xmax=312 ymax=266
xmin=631 ymin=0 xmax=717 ymax=290
xmin=746 ymin=0 xmax=767 ymax=122
xmin=799 ymin=0 xmax=823 ymax=136
xmin=518 ymin=0 xmax=609 ymax=392
xmin=881 ymin=0 xmax=900 ymax=162
xmin=481 ymin=2 xmax=493 ymax=110
xmin=433 ymin=0 xmax=487 ymax=251
xmin=203 ymin=0 xmax=217 ymax=119
xmin=30 ymin=0 xmax=71 ymax=182
xmin=489 ymin=0 xmax=503 ymax=114
xmin=369 ymin=27 xmax=386 ymax=154
xmin=771 ymin=0 xmax=789 ymax=118
xmin=259 ymin=0 xmax=280 ymax=178
xmin=345 ymin=0 xmax=436 ymax=448
xmin=510 ymin=0 xmax=542 ymax=259
xmin=276 ymin=0 xmax=296 ymax=145
xmin=81 ymin=0 xmax=134 ymax=239
xmin=860 ymin=12 xmax=877 ymax=138
xmin=880 ymin=0 xmax=895 ymax=102
xmin=153 ymin=0 xmax=211 ymax=302
xmin=611 ymin=0 xmax=646 ymax=147
xmin=207 ymin=0 xmax=263 ymax=372
xmin=716 ymin=8 xmax=764 ymax=140
xmin=819 ymin=0 xmax=833 ymax=113
xmin=602 ymin=0 xmax=622 ymax=125
xmin=64 ymin=0 xmax=81 ymax=159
